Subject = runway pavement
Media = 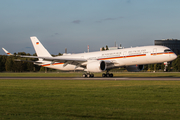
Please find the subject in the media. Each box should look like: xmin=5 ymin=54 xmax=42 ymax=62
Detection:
xmin=1 ymin=77 xmax=180 ymax=80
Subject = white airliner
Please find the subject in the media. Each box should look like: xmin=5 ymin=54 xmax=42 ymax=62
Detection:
xmin=2 ymin=36 xmax=177 ymax=77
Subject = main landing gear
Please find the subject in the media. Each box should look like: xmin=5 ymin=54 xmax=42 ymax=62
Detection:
xmin=102 ymin=69 xmax=113 ymax=77
xmin=82 ymin=71 xmax=114 ymax=78
xmin=82 ymin=73 xmax=94 ymax=78
xmin=102 ymin=72 xmax=113 ymax=77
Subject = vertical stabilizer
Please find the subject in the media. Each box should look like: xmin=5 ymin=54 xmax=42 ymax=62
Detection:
xmin=30 ymin=36 xmax=51 ymax=57
xmin=2 ymin=48 xmax=13 ymax=55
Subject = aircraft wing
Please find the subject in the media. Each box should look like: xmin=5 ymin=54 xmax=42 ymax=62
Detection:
xmin=19 ymin=55 xmax=87 ymax=68
xmin=19 ymin=55 xmax=87 ymax=62
xmin=20 ymin=55 xmax=114 ymax=69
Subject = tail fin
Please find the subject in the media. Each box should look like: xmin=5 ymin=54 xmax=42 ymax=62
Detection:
xmin=30 ymin=36 xmax=51 ymax=57
xmin=2 ymin=48 xmax=13 ymax=55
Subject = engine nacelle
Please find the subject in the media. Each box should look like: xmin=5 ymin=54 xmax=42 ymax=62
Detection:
xmin=126 ymin=65 xmax=144 ymax=72
xmin=86 ymin=60 xmax=106 ymax=72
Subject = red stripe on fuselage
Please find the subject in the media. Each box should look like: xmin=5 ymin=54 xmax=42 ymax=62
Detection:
xmin=98 ymin=52 xmax=174 ymax=61
xmin=98 ymin=54 xmax=146 ymax=60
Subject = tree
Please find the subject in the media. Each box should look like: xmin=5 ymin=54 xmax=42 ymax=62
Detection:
xmin=58 ymin=53 xmax=62 ymax=56
xmin=150 ymin=64 xmax=154 ymax=70
xmin=102 ymin=47 xmax=105 ymax=51
xmin=0 ymin=55 xmax=7 ymax=72
xmin=161 ymin=63 xmax=165 ymax=71
xmin=106 ymin=45 xmax=109 ymax=50
xmin=5 ymin=57 xmax=14 ymax=72
xmin=143 ymin=65 xmax=148 ymax=71
xmin=101 ymin=45 xmax=109 ymax=51
xmin=26 ymin=62 xmax=35 ymax=72
xmin=172 ymin=55 xmax=180 ymax=71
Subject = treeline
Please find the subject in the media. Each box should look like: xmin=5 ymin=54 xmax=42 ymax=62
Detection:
xmin=0 ymin=52 xmax=40 ymax=72
xmin=0 ymin=52 xmax=180 ymax=72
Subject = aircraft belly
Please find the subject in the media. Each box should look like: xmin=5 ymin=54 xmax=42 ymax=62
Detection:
xmin=146 ymin=54 xmax=169 ymax=64
xmin=46 ymin=64 xmax=84 ymax=71
xmin=121 ymin=54 xmax=174 ymax=66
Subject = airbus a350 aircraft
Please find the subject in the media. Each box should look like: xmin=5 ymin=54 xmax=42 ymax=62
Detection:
xmin=2 ymin=36 xmax=177 ymax=77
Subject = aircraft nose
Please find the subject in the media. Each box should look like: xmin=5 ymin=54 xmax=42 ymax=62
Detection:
xmin=174 ymin=53 xmax=177 ymax=59
xmin=172 ymin=53 xmax=177 ymax=60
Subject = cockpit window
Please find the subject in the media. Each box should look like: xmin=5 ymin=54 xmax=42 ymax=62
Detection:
xmin=164 ymin=49 xmax=172 ymax=52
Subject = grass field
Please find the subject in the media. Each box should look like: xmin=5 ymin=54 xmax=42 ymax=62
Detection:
xmin=0 ymin=72 xmax=180 ymax=78
xmin=1 ymin=79 xmax=180 ymax=120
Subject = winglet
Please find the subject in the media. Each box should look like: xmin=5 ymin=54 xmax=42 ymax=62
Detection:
xmin=2 ymin=48 xmax=13 ymax=55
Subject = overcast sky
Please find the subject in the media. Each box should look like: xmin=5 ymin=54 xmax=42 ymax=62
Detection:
xmin=1 ymin=0 xmax=180 ymax=55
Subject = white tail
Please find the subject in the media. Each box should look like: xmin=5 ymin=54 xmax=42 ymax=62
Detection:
xmin=30 ymin=36 xmax=51 ymax=57
xmin=2 ymin=48 xmax=13 ymax=55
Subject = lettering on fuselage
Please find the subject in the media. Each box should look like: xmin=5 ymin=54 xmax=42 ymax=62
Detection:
xmin=101 ymin=49 xmax=148 ymax=57
xmin=128 ymin=49 xmax=148 ymax=55
xmin=102 ymin=52 xmax=121 ymax=56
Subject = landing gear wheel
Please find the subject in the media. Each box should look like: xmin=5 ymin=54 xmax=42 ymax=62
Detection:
xmin=106 ymin=73 xmax=110 ymax=77
xmin=90 ymin=74 xmax=94 ymax=77
xmin=83 ymin=73 xmax=94 ymax=78
xmin=102 ymin=73 xmax=106 ymax=77
xmin=102 ymin=73 xmax=114 ymax=77
xmin=109 ymin=73 xmax=113 ymax=77
xmin=87 ymin=74 xmax=91 ymax=78
xmin=83 ymin=74 xmax=87 ymax=78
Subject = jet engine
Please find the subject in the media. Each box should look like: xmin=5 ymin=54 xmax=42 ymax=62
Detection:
xmin=86 ymin=60 xmax=106 ymax=72
xmin=126 ymin=65 xmax=144 ymax=72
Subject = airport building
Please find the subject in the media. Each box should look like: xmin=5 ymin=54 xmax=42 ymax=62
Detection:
xmin=154 ymin=39 xmax=180 ymax=55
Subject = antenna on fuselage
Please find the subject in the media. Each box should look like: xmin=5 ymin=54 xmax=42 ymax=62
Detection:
xmin=87 ymin=45 xmax=89 ymax=52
